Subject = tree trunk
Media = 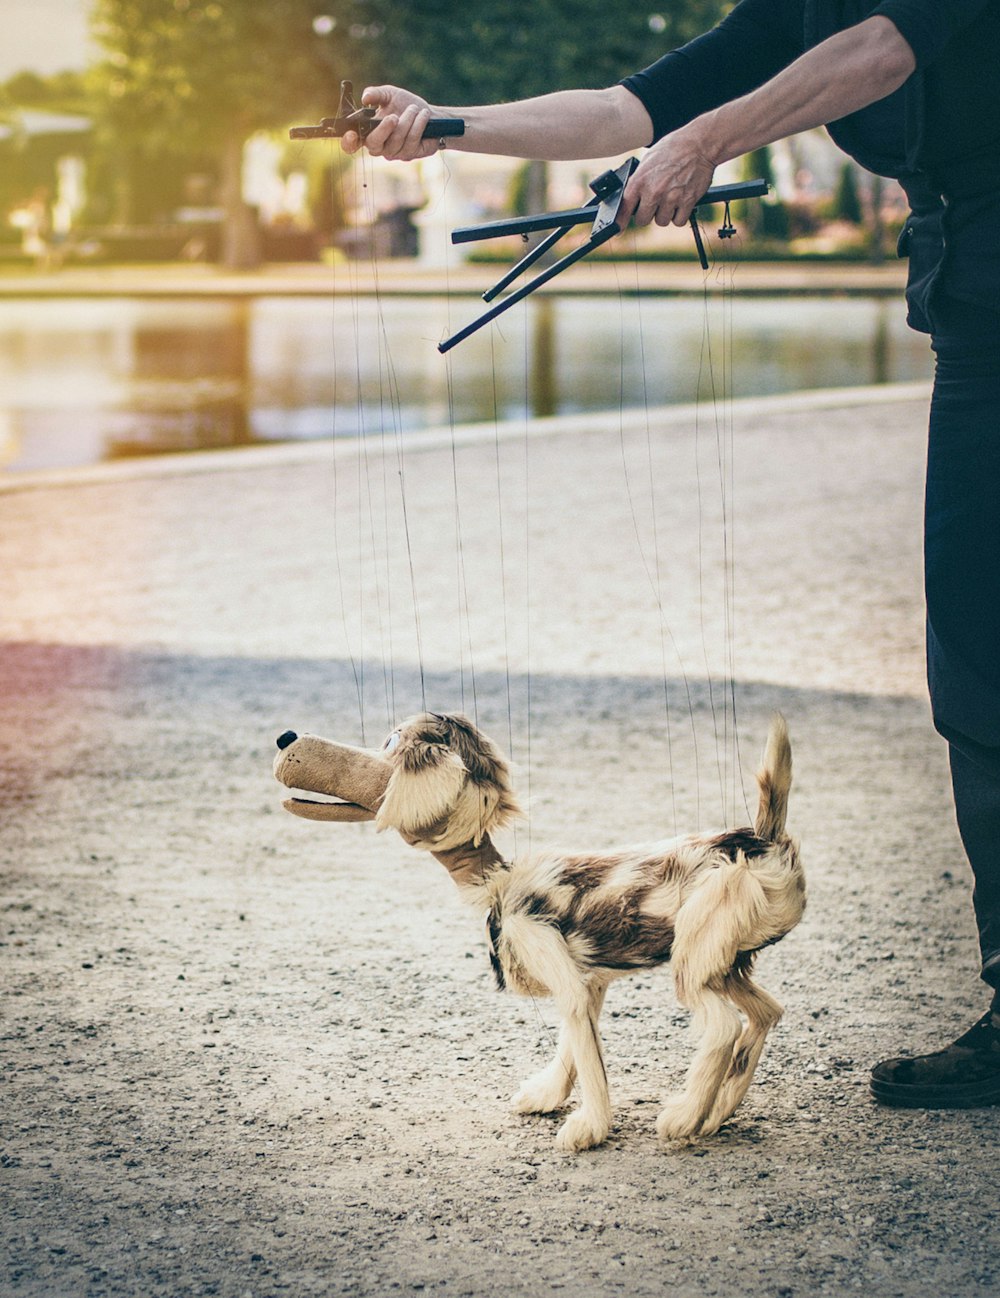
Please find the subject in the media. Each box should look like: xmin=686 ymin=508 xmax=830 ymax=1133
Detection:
xmin=218 ymin=133 xmax=262 ymax=271
xmin=523 ymin=159 xmax=549 ymax=217
xmin=523 ymin=159 xmax=551 ymax=256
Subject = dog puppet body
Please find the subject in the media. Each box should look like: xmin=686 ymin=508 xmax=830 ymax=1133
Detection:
xmin=273 ymin=712 xmax=804 ymax=1151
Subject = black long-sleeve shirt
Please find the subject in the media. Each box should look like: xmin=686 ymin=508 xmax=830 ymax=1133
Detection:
xmin=621 ymin=0 xmax=1000 ymax=331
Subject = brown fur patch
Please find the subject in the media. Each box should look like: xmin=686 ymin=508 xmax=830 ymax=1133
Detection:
xmin=563 ymin=899 xmax=675 ymax=972
xmin=706 ymin=829 xmax=772 ymax=860
xmin=503 ymin=876 xmax=676 ymax=974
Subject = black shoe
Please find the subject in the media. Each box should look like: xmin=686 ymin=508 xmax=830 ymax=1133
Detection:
xmin=870 ymin=1010 xmax=1000 ymax=1108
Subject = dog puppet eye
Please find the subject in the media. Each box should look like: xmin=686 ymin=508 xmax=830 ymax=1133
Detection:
xmin=383 ymin=731 xmax=401 ymax=753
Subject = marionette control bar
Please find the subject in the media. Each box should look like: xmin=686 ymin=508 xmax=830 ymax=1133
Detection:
xmin=290 ymin=80 xmax=464 ymax=142
xmin=438 ymin=167 xmax=769 ymax=353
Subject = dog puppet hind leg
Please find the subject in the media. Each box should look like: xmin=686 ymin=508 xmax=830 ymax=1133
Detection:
xmin=657 ymin=857 xmax=767 ymax=1141
xmin=699 ymin=969 xmax=784 ymax=1136
xmin=656 ymin=984 xmax=743 ymax=1142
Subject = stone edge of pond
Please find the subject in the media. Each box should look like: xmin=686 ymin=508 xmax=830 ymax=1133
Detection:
xmin=0 ymin=381 xmax=931 ymax=496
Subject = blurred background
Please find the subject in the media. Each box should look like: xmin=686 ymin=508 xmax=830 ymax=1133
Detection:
xmin=0 ymin=0 xmax=934 ymax=473
xmin=2 ymin=0 xmax=911 ymax=269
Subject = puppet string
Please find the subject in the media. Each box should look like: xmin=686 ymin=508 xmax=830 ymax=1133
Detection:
xmin=712 ymin=228 xmax=749 ymax=824
xmin=718 ymin=239 xmax=749 ymax=822
xmin=352 ymin=156 xmax=396 ymax=737
xmin=362 ymin=163 xmax=429 ymax=718
xmin=327 ymin=148 xmax=369 ymax=742
xmin=694 ymin=226 xmax=750 ymax=826
xmin=519 ymin=300 xmax=534 ymax=859
xmin=488 ymin=326 xmax=522 ymax=856
xmin=438 ymin=157 xmax=482 ymax=727
xmin=696 ymin=235 xmax=742 ymax=824
xmin=611 ymin=248 xmax=694 ymax=833
xmin=334 ymin=152 xmax=748 ymax=824
xmin=343 ymin=151 xmax=431 ymax=736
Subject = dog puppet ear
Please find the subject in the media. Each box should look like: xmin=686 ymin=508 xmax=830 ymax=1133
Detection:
xmin=435 ymin=713 xmax=523 ymax=836
xmin=374 ymin=739 xmax=468 ymax=843
xmin=375 ymin=713 xmax=524 ymax=849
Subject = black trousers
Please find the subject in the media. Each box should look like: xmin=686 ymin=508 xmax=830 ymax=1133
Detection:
xmin=925 ymin=297 xmax=1000 ymax=991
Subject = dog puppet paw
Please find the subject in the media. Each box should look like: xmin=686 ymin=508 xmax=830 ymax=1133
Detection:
xmin=698 ymin=1096 xmax=738 ymax=1138
xmin=554 ymin=1109 xmax=610 ymax=1152
xmin=511 ymin=1072 xmax=573 ymax=1115
xmin=655 ymin=1096 xmax=706 ymax=1143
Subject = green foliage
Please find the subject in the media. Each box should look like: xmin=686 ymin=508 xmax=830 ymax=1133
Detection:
xmin=2 ymin=69 xmax=90 ymax=114
xmin=507 ymin=161 xmax=533 ymax=217
xmin=0 ymin=71 xmax=95 ymax=225
xmin=87 ymin=0 xmax=733 ymax=161
xmin=740 ymin=150 xmax=790 ymax=241
xmin=757 ymin=195 xmax=790 ymax=240
xmin=356 ymin=0 xmax=731 ymax=102
xmin=89 ymin=0 xmax=347 ymax=154
xmin=744 ymin=145 xmax=775 ymax=189
xmin=82 ymin=0 xmax=734 ymax=254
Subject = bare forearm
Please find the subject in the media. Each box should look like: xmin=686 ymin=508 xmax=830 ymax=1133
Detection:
xmin=437 ymin=86 xmax=652 ymax=161
xmin=350 ymin=83 xmax=652 ymax=163
xmin=694 ymin=17 xmax=916 ymax=167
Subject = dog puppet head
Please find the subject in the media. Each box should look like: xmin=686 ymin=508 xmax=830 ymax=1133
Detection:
xmin=273 ymin=712 xmax=523 ymax=852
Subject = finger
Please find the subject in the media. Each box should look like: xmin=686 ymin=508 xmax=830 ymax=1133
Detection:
xmin=383 ymin=104 xmax=423 ymax=160
xmin=617 ymin=185 xmax=639 ymax=229
xmin=402 ymin=107 xmax=433 ymax=156
xmin=340 ymin=129 xmax=361 ymax=155
xmin=363 ymin=113 xmax=399 ymax=157
xmin=361 ymin=85 xmax=392 ymax=111
xmin=669 ymin=201 xmax=695 ymax=228
xmin=632 ymin=191 xmax=664 ymax=228
xmin=622 ymin=182 xmax=653 ymax=228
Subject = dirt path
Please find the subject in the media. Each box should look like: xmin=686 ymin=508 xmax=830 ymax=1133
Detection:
xmin=3 ymin=387 xmax=997 ymax=1298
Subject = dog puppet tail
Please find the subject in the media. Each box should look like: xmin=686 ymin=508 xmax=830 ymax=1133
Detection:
xmin=753 ymin=714 xmax=792 ymax=842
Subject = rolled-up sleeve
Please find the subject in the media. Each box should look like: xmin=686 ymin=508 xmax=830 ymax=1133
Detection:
xmin=621 ymin=0 xmax=803 ymax=142
xmin=872 ymin=0 xmax=995 ymax=66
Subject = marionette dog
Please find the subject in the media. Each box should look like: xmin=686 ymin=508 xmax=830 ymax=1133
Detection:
xmin=273 ymin=712 xmax=804 ymax=1152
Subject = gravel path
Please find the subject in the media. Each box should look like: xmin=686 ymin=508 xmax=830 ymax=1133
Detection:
xmin=3 ymin=386 xmax=997 ymax=1298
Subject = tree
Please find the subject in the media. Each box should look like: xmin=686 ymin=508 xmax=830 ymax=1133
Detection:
xmin=355 ymin=0 xmax=731 ymax=104
xmin=89 ymin=0 xmax=731 ymax=263
xmin=831 ymin=160 xmax=863 ymax=225
xmin=740 ymin=145 xmax=789 ymax=242
xmin=90 ymin=0 xmax=353 ymax=266
xmin=3 ymin=69 xmax=90 ymax=114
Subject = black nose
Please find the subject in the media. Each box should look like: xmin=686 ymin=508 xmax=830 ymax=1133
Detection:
xmin=276 ymin=730 xmax=298 ymax=750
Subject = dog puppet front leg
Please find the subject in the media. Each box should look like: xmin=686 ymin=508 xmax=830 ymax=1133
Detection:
xmin=512 ymin=984 xmax=608 ymax=1116
xmin=511 ymin=1020 xmax=576 ymax=1115
xmin=552 ymin=990 xmax=613 ymax=1152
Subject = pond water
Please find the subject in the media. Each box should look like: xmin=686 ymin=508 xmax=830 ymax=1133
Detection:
xmin=0 ymin=293 xmax=934 ymax=474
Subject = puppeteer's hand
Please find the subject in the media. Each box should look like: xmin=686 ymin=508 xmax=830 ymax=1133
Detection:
xmin=620 ymin=124 xmax=718 ymax=229
xmin=341 ymin=85 xmax=442 ymax=161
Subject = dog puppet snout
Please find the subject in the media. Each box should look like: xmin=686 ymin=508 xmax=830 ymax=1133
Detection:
xmin=276 ymin=730 xmax=298 ymax=750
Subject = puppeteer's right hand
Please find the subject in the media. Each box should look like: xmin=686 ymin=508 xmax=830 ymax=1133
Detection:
xmin=341 ymin=85 xmax=441 ymax=161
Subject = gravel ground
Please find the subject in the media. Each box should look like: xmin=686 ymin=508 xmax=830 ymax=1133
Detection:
xmin=2 ymin=386 xmax=998 ymax=1298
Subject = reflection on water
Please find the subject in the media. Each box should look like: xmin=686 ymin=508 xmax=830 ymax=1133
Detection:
xmin=0 ymin=293 xmax=933 ymax=473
